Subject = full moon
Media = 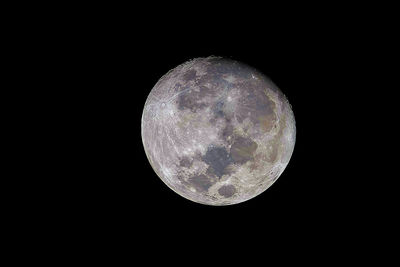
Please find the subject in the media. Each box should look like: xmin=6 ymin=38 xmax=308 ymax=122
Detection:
xmin=141 ymin=57 xmax=296 ymax=205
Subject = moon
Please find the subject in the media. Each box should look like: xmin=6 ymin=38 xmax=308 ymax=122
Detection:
xmin=141 ymin=57 xmax=296 ymax=205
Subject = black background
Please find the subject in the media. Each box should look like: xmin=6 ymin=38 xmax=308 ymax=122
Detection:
xmin=22 ymin=4 xmax=387 ymax=261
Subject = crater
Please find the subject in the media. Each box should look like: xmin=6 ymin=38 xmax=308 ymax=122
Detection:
xmin=179 ymin=157 xmax=192 ymax=168
xmin=218 ymin=184 xmax=236 ymax=198
xmin=230 ymin=136 xmax=258 ymax=164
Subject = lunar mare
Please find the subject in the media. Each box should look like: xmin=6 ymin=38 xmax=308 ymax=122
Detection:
xmin=141 ymin=57 xmax=296 ymax=206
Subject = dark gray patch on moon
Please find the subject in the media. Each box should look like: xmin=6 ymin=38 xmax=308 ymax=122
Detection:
xmin=188 ymin=174 xmax=214 ymax=192
xmin=218 ymin=185 xmax=236 ymax=198
xmin=213 ymin=99 xmax=225 ymax=118
xmin=179 ymin=157 xmax=192 ymax=168
xmin=202 ymin=146 xmax=232 ymax=178
xmin=177 ymin=82 xmax=217 ymax=112
xmin=183 ymin=69 xmax=197 ymax=81
xmin=236 ymin=83 xmax=277 ymax=131
xmin=221 ymin=121 xmax=234 ymax=140
xmin=230 ymin=136 xmax=258 ymax=164
xmin=178 ymin=89 xmax=207 ymax=112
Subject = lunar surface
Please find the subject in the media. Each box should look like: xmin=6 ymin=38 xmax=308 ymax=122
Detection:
xmin=141 ymin=57 xmax=295 ymax=205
